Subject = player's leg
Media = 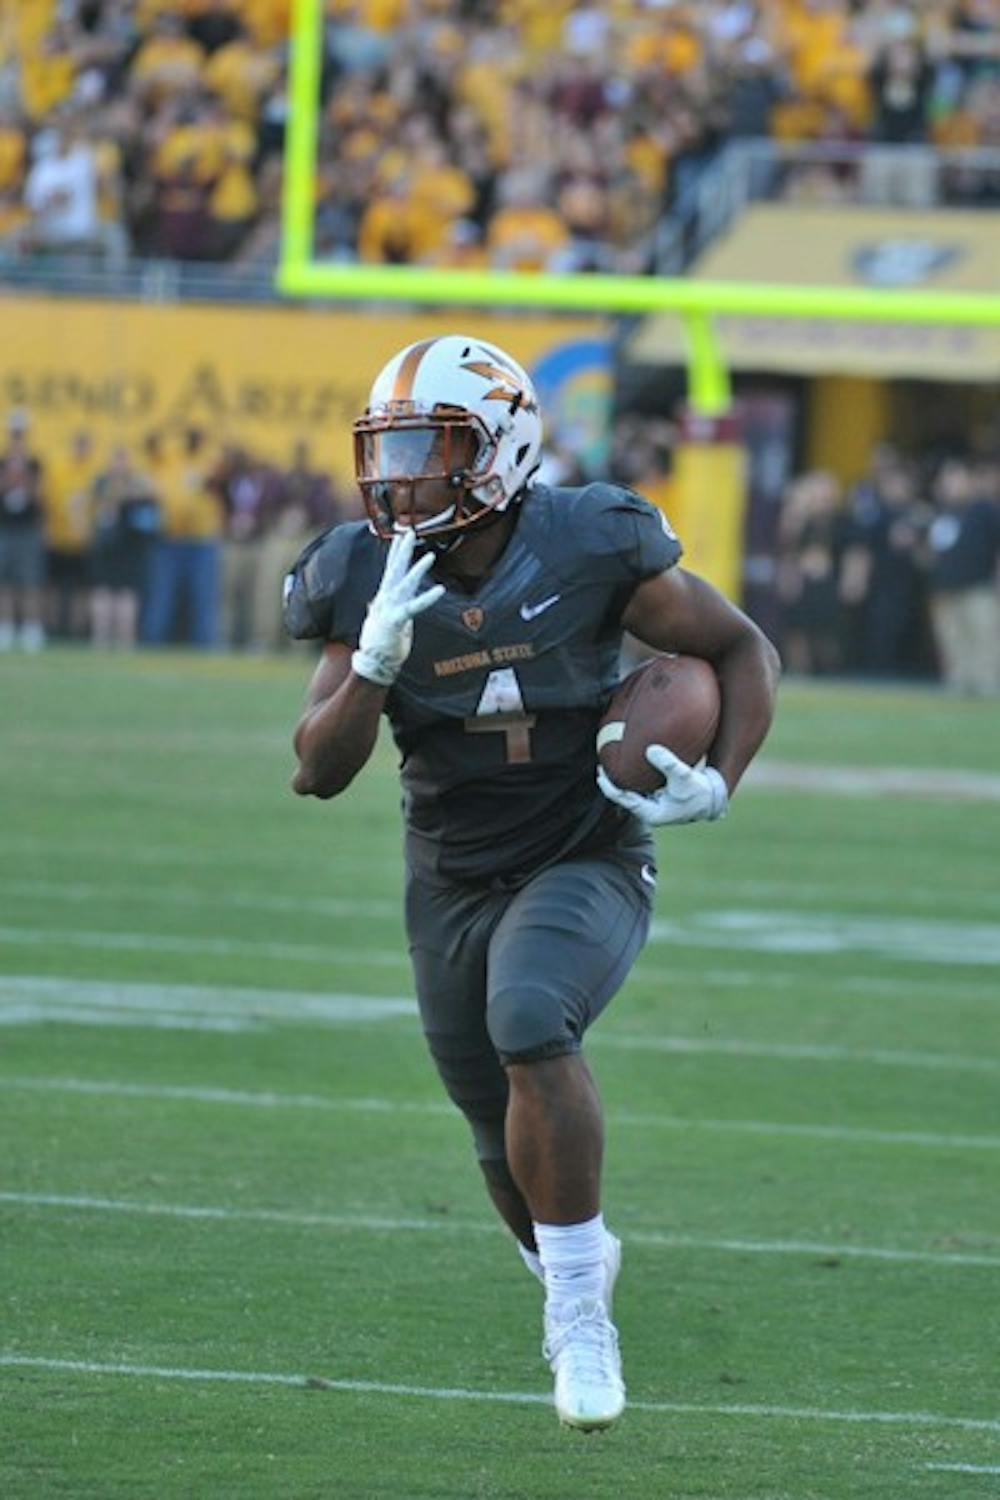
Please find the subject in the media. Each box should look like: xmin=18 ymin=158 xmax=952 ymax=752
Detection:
xmin=0 ymin=576 xmax=16 ymax=648
xmin=15 ymin=529 xmax=46 ymax=650
xmin=485 ymin=850 xmax=653 ymax=1429
xmin=142 ymin=538 xmax=176 ymax=644
xmin=188 ymin=540 xmax=220 ymax=649
xmin=503 ymin=1051 xmax=603 ymax=1222
xmin=405 ymin=868 xmax=536 ymax=1256
xmin=487 ymin=851 xmax=653 ymax=1222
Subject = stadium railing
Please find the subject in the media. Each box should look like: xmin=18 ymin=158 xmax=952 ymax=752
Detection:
xmin=653 ymin=140 xmax=1000 ymax=273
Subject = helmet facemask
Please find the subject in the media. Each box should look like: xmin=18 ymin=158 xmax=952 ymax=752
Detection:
xmin=354 ymin=403 xmax=509 ymax=546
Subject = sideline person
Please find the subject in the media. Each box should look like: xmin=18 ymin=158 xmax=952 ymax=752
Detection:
xmin=284 ymin=335 xmax=779 ymax=1430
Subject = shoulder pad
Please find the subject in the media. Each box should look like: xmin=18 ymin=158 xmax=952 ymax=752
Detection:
xmin=282 ymin=521 xmax=377 ymax=641
xmin=536 ymin=481 xmax=682 ymax=581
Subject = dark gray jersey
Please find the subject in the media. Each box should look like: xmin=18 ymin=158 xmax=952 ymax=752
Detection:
xmin=284 ymin=482 xmax=682 ymax=884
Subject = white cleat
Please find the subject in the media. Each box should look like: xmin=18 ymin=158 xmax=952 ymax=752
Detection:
xmin=544 ymin=1296 xmax=626 ymax=1432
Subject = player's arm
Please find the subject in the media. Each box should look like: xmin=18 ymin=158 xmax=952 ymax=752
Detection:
xmin=291 ymin=642 xmax=386 ymax=799
xmin=622 ymin=566 xmax=780 ymax=795
xmin=291 ymin=529 xmax=444 ymax=799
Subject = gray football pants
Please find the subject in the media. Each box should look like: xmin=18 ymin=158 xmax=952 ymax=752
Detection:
xmin=405 ymin=849 xmax=654 ymax=1162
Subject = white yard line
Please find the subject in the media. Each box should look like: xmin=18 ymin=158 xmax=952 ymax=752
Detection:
xmin=6 ymin=864 xmax=1000 ymax=926
xmin=1 ymin=728 xmax=290 ymax=753
xmin=0 ymin=879 xmax=397 ymax=920
xmin=924 ymin=1464 xmax=1000 ymax=1475
xmin=693 ymin=969 xmax=1000 ymax=1001
xmin=0 ymin=836 xmax=374 ymax=875
xmin=4 ymin=907 xmax=1000 ymax=967
xmin=6 ymin=975 xmax=1000 ymax=1057
xmin=5 ymin=747 xmax=1000 ymax=796
xmin=746 ymin=762 xmax=1000 ymax=802
xmin=649 ymin=912 xmax=1000 ymax=967
xmin=2 ymin=1191 xmax=997 ymax=1269
xmin=3 ymin=1074 xmax=997 ymax=1151
xmin=4 ymin=982 xmax=997 ymax=1071
xmin=612 ymin=1113 xmax=1000 ymax=1151
xmin=0 ymin=980 xmax=416 ymax=1023
xmin=595 ymin=1033 xmax=1000 ymax=1075
xmin=0 ymin=1078 xmax=448 ymax=1112
xmin=0 ymin=927 xmax=409 ymax=966
xmin=1 ymin=1353 xmax=998 ymax=1433
xmin=6 ymin=873 xmax=1000 ymax=921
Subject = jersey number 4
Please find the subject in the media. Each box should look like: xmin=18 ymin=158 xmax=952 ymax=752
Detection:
xmin=464 ymin=668 xmax=536 ymax=764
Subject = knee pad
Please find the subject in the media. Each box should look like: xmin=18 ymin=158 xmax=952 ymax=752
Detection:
xmin=486 ymin=983 xmax=579 ymax=1067
xmin=423 ymin=1036 xmax=508 ymax=1160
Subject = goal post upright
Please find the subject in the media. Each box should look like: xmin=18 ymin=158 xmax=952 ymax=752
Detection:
xmin=280 ymin=0 xmax=323 ymax=272
xmin=278 ymin=0 xmax=1000 ymax=414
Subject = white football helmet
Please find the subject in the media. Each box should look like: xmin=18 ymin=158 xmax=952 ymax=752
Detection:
xmin=353 ymin=334 xmax=543 ymax=544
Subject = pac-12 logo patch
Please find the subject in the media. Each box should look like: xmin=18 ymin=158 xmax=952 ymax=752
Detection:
xmin=462 ymin=606 xmax=484 ymax=632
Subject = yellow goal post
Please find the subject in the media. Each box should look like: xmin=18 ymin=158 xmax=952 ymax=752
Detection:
xmin=278 ymin=0 xmax=1000 ymax=418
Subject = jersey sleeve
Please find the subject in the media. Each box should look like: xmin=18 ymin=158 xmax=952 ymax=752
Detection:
xmin=574 ymin=482 xmax=683 ymax=583
xmin=282 ymin=521 xmax=374 ymax=643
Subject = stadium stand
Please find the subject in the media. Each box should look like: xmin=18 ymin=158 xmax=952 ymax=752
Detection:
xmin=0 ymin=1 xmax=998 ymax=273
xmin=0 ymin=2 xmax=997 ymax=674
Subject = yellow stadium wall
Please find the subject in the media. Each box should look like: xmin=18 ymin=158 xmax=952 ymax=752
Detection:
xmin=806 ymin=376 xmax=890 ymax=484
xmin=670 ymin=410 xmax=747 ymax=603
xmin=0 ymin=296 xmax=610 ymax=485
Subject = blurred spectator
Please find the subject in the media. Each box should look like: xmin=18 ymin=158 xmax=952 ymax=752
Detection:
xmin=925 ymin=459 xmax=1000 ymax=695
xmin=44 ymin=428 xmax=99 ymax=640
xmin=90 ymin=444 xmax=161 ymax=649
xmin=23 ymin=116 xmax=106 ymax=259
xmin=143 ymin=92 xmax=257 ymax=259
xmin=5 ymin=0 xmax=999 ymax=275
xmin=609 ymin=411 xmax=675 ymax=495
xmin=255 ymin=439 xmax=342 ymax=652
xmin=0 ymin=409 xmax=47 ymax=652
xmin=202 ymin=21 xmax=279 ymax=121
xmin=428 ymin=214 xmax=490 ymax=270
xmin=130 ymin=11 xmax=206 ymax=107
xmin=142 ymin=428 xmax=222 ymax=648
xmin=776 ymin=469 xmax=846 ymax=675
xmin=861 ymin=39 xmax=937 ymax=205
xmin=487 ymin=168 xmax=570 ymax=272
xmin=839 ymin=460 xmax=932 ymax=676
xmin=357 ymin=169 xmax=444 ymax=264
xmin=214 ymin=442 xmax=285 ymax=648
xmin=0 ymin=106 xmax=27 ymax=195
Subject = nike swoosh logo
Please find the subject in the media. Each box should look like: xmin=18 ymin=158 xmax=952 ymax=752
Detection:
xmin=519 ymin=593 xmax=561 ymax=622
xmin=640 ymin=863 xmax=657 ymax=888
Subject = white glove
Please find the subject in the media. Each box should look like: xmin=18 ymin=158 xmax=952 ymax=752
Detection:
xmin=352 ymin=529 xmax=444 ymax=687
xmin=597 ymin=744 xmax=729 ymax=826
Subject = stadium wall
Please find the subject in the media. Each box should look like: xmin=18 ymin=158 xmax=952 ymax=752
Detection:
xmin=0 ymin=297 xmax=613 ymax=483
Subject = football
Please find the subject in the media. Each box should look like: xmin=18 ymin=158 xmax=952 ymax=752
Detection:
xmin=597 ymin=654 xmax=721 ymax=793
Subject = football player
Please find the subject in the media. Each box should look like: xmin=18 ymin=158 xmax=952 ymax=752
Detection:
xmin=285 ymin=335 xmax=779 ymax=1430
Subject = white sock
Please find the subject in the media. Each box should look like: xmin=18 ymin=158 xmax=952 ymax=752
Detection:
xmin=534 ymin=1213 xmax=607 ymax=1316
xmin=517 ymin=1242 xmax=545 ymax=1286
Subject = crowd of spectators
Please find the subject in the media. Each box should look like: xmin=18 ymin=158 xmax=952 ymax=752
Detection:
xmin=0 ymin=408 xmax=346 ymax=651
xmin=3 ymin=400 xmax=998 ymax=694
xmin=1 ymin=1 xmax=998 ymax=276
xmin=776 ymin=442 xmax=1000 ymax=694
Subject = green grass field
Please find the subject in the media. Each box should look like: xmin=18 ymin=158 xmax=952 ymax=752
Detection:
xmin=1 ymin=650 xmax=998 ymax=1500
